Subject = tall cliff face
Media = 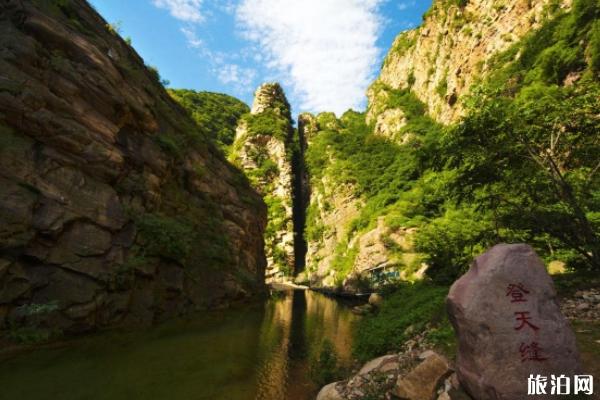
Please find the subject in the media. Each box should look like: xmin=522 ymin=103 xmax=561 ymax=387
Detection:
xmin=369 ymin=0 xmax=571 ymax=128
xmin=231 ymin=83 xmax=300 ymax=283
xmin=0 ymin=0 xmax=266 ymax=334
xmin=303 ymin=113 xmax=423 ymax=292
xmin=303 ymin=113 xmax=360 ymax=288
xmin=304 ymin=0 xmax=598 ymax=291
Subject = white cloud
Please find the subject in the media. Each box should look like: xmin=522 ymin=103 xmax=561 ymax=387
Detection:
xmin=236 ymin=0 xmax=385 ymax=115
xmin=180 ymin=26 xmax=203 ymax=48
xmin=398 ymin=1 xmax=416 ymax=11
xmin=152 ymin=0 xmax=204 ymax=23
xmin=216 ymin=63 xmax=257 ymax=90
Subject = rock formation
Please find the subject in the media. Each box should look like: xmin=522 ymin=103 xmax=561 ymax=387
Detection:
xmin=316 ymin=350 xmax=461 ymax=400
xmin=447 ymin=244 xmax=581 ymax=400
xmin=0 ymin=0 xmax=266 ymax=334
xmin=231 ymin=83 xmax=302 ymax=283
xmin=392 ymin=352 xmax=452 ymax=400
xmin=304 ymin=114 xmax=423 ymax=292
xmin=303 ymin=113 xmax=361 ymax=289
xmin=303 ymin=0 xmax=580 ymax=291
xmin=370 ymin=0 xmax=572 ymax=127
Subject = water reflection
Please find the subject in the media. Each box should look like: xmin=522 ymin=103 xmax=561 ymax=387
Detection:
xmin=0 ymin=290 xmax=358 ymax=400
xmin=255 ymin=290 xmax=357 ymax=399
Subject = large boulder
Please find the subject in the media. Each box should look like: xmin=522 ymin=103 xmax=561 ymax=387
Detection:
xmin=447 ymin=244 xmax=581 ymax=400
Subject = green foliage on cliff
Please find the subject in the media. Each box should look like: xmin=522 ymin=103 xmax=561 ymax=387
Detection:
xmin=241 ymin=110 xmax=292 ymax=143
xmin=305 ymin=97 xmax=442 ymax=280
xmin=307 ymin=0 xmax=600 ymax=287
xmin=415 ymin=0 xmax=600 ymax=280
xmin=384 ymin=32 xmax=417 ymax=67
xmin=433 ymin=0 xmax=600 ymax=276
xmin=136 ymin=214 xmax=195 ymax=264
xmin=168 ymin=89 xmax=249 ymax=153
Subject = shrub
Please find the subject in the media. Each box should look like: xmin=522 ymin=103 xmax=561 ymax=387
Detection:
xmin=533 ymin=42 xmax=582 ymax=84
xmin=414 ymin=207 xmax=494 ymax=284
xmin=155 ymin=134 xmax=182 ymax=158
xmin=588 ymin=20 xmax=600 ymax=72
xmin=242 ymin=111 xmax=291 ymax=142
xmin=6 ymin=301 xmax=61 ymax=344
xmin=436 ymin=75 xmax=448 ymax=97
xmin=136 ymin=214 xmax=194 ymax=264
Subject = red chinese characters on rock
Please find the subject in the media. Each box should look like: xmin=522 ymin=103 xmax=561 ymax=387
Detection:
xmin=520 ymin=342 xmax=548 ymax=362
xmin=506 ymin=283 xmax=530 ymax=303
xmin=514 ymin=311 xmax=540 ymax=332
xmin=506 ymin=283 xmax=549 ymax=362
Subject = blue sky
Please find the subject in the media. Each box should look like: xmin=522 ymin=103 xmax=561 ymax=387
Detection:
xmin=89 ymin=0 xmax=432 ymax=116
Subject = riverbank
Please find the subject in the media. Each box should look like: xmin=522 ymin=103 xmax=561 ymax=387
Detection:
xmin=317 ymin=274 xmax=600 ymax=400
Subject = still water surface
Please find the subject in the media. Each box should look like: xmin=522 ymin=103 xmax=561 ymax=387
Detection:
xmin=0 ymin=290 xmax=358 ymax=400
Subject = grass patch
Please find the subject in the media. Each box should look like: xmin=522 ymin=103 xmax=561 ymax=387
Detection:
xmin=353 ymin=283 xmax=450 ymax=362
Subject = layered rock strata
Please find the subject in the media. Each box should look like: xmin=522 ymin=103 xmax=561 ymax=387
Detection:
xmin=0 ymin=0 xmax=267 ymax=334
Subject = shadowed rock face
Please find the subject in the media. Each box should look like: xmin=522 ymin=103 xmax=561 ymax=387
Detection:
xmin=447 ymin=244 xmax=581 ymax=400
xmin=0 ymin=0 xmax=266 ymax=333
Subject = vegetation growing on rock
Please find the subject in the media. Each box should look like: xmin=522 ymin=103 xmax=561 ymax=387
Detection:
xmin=168 ymin=89 xmax=250 ymax=154
xmin=305 ymin=0 xmax=600 ymax=289
xmin=353 ymin=283 xmax=453 ymax=362
xmin=230 ymin=83 xmax=302 ymax=282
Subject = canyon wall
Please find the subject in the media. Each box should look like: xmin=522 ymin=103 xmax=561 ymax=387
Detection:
xmin=305 ymin=0 xmax=575 ymax=291
xmin=0 ymin=0 xmax=266 ymax=334
xmin=368 ymin=0 xmax=572 ymax=130
xmin=231 ymin=83 xmax=301 ymax=283
xmin=303 ymin=113 xmax=422 ymax=292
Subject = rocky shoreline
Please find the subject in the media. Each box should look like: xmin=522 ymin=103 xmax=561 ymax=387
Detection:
xmin=317 ymin=282 xmax=600 ymax=400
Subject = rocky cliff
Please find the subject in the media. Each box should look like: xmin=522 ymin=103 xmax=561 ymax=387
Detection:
xmin=304 ymin=0 xmax=596 ymax=292
xmin=303 ymin=113 xmax=424 ymax=292
xmin=0 ymin=0 xmax=266 ymax=335
xmin=369 ymin=0 xmax=572 ymax=129
xmin=231 ymin=83 xmax=301 ymax=283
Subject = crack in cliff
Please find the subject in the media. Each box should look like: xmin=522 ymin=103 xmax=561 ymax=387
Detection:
xmin=291 ymin=123 xmax=308 ymax=275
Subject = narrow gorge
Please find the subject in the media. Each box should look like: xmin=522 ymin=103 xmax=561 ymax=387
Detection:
xmin=1 ymin=0 xmax=599 ymax=399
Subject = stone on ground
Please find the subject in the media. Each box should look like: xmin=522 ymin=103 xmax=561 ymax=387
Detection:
xmin=368 ymin=293 xmax=383 ymax=307
xmin=316 ymin=382 xmax=344 ymax=400
xmin=392 ymin=352 xmax=451 ymax=400
xmin=358 ymin=354 xmax=398 ymax=375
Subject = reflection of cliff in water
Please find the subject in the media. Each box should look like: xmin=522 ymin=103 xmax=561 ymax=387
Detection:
xmin=0 ymin=290 xmax=357 ymax=400
xmin=254 ymin=290 xmax=357 ymax=400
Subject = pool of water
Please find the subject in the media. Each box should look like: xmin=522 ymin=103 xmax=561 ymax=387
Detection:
xmin=0 ymin=290 xmax=359 ymax=400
